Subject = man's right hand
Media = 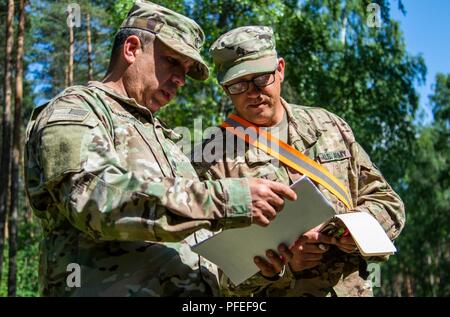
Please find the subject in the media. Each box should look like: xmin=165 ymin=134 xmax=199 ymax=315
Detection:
xmin=253 ymin=228 xmax=335 ymax=278
xmin=248 ymin=178 xmax=297 ymax=227
xmin=288 ymin=229 xmax=336 ymax=271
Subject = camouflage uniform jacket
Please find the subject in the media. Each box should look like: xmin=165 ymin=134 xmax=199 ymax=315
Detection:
xmin=24 ymin=81 xmax=253 ymax=296
xmin=192 ymin=99 xmax=405 ymax=297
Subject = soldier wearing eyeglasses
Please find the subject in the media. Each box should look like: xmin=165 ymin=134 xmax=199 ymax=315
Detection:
xmin=191 ymin=26 xmax=405 ymax=297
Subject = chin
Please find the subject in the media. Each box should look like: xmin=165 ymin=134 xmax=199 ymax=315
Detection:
xmin=254 ymin=109 xmax=271 ymax=120
xmin=247 ymin=115 xmax=270 ymax=126
xmin=149 ymin=103 xmax=163 ymax=113
xmin=256 ymin=119 xmax=272 ymax=127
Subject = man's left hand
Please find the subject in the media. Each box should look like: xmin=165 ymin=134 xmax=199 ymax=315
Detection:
xmin=335 ymin=236 xmax=358 ymax=253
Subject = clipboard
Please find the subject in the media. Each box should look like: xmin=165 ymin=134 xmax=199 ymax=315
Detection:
xmin=191 ymin=176 xmax=335 ymax=286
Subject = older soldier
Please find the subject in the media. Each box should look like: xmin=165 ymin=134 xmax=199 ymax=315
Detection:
xmin=24 ymin=3 xmax=296 ymax=296
xmin=192 ymin=26 xmax=405 ymax=297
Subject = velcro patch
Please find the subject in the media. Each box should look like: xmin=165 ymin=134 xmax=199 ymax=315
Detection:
xmin=47 ymin=107 xmax=89 ymax=123
xmin=318 ymin=150 xmax=351 ymax=163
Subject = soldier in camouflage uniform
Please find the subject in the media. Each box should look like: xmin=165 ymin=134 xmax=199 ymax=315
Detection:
xmin=24 ymin=3 xmax=296 ymax=297
xmin=192 ymin=26 xmax=405 ymax=297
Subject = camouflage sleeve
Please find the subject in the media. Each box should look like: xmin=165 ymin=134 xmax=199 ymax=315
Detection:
xmin=192 ymin=144 xmax=292 ymax=296
xmin=27 ymin=101 xmax=253 ymax=242
xmin=326 ymin=110 xmax=405 ymax=241
xmin=352 ymin=142 xmax=406 ymax=241
xmin=220 ymin=274 xmax=268 ymax=297
xmin=220 ymin=268 xmax=295 ymax=297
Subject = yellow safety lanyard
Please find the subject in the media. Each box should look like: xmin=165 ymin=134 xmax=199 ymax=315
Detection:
xmin=221 ymin=113 xmax=353 ymax=210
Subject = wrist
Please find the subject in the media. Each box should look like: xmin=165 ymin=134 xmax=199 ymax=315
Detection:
xmin=260 ymin=264 xmax=286 ymax=281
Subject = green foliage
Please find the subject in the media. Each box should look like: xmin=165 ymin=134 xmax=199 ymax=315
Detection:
xmin=0 ymin=214 xmax=42 ymax=297
xmin=110 ymin=1 xmax=425 ymax=186
xmin=27 ymin=0 xmax=114 ymax=103
xmin=430 ymin=73 xmax=450 ymax=128
xmin=379 ymin=73 xmax=450 ymax=297
xmin=105 ymin=0 xmax=448 ymax=297
xmin=14 ymin=217 xmax=42 ymax=296
xmin=276 ymin=0 xmax=426 ymax=185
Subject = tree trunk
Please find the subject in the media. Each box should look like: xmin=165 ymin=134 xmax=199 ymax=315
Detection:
xmin=86 ymin=13 xmax=93 ymax=81
xmin=339 ymin=1 xmax=348 ymax=46
xmin=340 ymin=15 xmax=347 ymax=46
xmin=65 ymin=65 xmax=69 ymax=88
xmin=0 ymin=0 xmax=15 ymax=284
xmin=8 ymin=0 xmax=26 ymax=297
xmin=405 ymin=272 xmax=414 ymax=297
xmin=68 ymin=24 xmax=74 ymax=86
xmin=427 ymin=254 xmax=437 ymax=296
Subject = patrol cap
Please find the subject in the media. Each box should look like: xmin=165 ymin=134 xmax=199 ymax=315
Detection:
xmin=210 ymin=26 xmax=277 ymax=85
xmin=120 ymin=0 xmax=209 ymax=80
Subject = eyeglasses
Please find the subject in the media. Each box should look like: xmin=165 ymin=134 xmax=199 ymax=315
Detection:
xmin=225 ymin=72 xmax=276 ymax=95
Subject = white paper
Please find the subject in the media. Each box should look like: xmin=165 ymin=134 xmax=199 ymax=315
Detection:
xmin=191 ymin=176 xmax=336 ymax=286
xmin=335 ymin=212 xmax=397 ymax=256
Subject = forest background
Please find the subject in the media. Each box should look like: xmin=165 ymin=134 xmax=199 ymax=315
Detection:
xmin=0 ymin=0 xmax=448 ymax=296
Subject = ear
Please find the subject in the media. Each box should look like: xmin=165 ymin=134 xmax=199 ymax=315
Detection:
xmin=277 ymin=58 xmax=285 ymax=83
xmin=122 ymin=35 xmax=142 ymax=64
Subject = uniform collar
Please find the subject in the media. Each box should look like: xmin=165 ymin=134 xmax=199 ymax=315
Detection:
xmin=88 ymin=81 xmax=155 ymax=120
xmin=236 ymin=98 xmax=321 ymax=162
xmin=281 ymin=98 xmax=319 ymax=152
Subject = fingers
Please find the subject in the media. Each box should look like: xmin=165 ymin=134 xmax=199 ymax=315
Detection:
xmin=260 ymin=180 xmax=287 ymax=212
xmin=254 ymin=256 xmax=276 ymax=277
xmin=254 ymin=217 xmax=270 ymax=227
xmin=260 ymin=201 xmax=277 ymax=221
xmin=248 ymin=179 xmax=296 ymax=224
xmin=288 ymin=254 xmax=323 ymax=272
xmin=297 ymin=231 xmax=337 ymax=245
xmin=277 ymin=243 xmax=294 ymax=262
xmin=266 ymin=192 xmax=285 ymax=212
xmin=294 ymin=243 xmax=329 ymax=254
xmin=338 ymin=236 xmax=355 ymax=245
xmin=309 ymin=223 xmax=326 ymax=233
xmin=249 ymin=179 xmax=285 ymax=226
xmin=252 ymin=213 xmax=270 ymax=227
xmin=291 ymin=244 xmax=326 ymax=260
xmin=251 ymin=200 xmax=277 ymax=227
xmin=300 ymin=253 xmax=323 ymax=262
xmin=301 ymin=261 xmax=322 ymax=270
xmin=266 ymin=250 xmax=284 ymax=273
xmin=336 ymin=236 xmax=357 ymax=253
xmin=268 ymin=181 xmax=297 ymax=201
xmin=337 ymin=245 xmax=356 ymax=253
xmin=318 ymin=243 xmax=328 ymax=251
xmin=254 ymin=249 xmax=285 ymax=278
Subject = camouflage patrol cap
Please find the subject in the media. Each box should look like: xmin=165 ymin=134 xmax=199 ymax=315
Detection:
xmin=121 ymin=1 xmax=209 ymax=80
xmin=210 ymin=26 xmax=277 ymax=85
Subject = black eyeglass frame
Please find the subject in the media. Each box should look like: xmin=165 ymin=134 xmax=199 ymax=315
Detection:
xmin=224 ymin=71 xmax=276 ymax=95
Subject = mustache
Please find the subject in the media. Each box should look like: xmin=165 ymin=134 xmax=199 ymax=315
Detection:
xmin=247 ymin=97 xmax=266 ymax=106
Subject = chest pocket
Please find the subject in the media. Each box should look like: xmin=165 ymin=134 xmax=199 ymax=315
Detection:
xmin=316 ymin=148 xmax=352 ymax=213
xmin=317 ymin=149 xmax=351 ymax=181
xmin=131 ymin=122 xmax=175 ymax=178
xmin=232 ymin=148 xmax=282 ymax=182
xmin=159 ymin=125 xmax=198 ymax=179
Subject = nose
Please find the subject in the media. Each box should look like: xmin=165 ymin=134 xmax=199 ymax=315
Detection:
xmin=246 ymin=82 xmax=261 ymax=97
xmin=172 ymin=68 xmax=186 ymax=88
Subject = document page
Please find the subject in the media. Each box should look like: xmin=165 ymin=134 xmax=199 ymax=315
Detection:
xmin=335 ymin=212 xmax=397 ymax=256
xmin=191 ymin=176 xmax=335 ymax=286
